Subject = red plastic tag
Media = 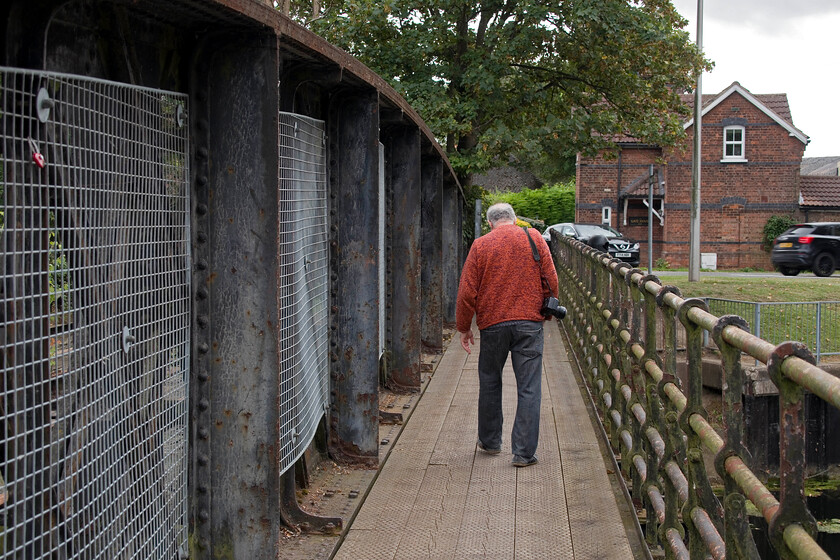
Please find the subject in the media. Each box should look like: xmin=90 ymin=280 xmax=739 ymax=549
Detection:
xmin=33 ymin=152 xmax=45 ymax=168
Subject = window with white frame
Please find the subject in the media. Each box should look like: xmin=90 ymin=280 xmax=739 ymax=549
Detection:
xmin=723 ymin=125 xmax=746 ymax=161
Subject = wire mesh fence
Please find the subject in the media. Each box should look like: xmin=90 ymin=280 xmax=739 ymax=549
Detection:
xmin=277 ymin=112 xmax=329 ymax=476
xmin=705 ymin=298 xmax=840 ymax=363
xmin=0 ymin=68 xmax=190 ymax=559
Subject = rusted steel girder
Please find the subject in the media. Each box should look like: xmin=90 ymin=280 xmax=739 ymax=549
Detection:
xmin=420 ymin=158 xmax=443 ymax=350
xmin=441 ymin=180 xmax=461 ymax=324
xmin=189 ymin=30 xmax=289 ymax=559
xmin=385 ymin=126 xmax=422 ymax=390
xmin=328 ymin=90 xmax=381 ymax=466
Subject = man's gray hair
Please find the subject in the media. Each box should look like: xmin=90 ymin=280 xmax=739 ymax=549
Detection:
xmin=486 ymin=203 xmax=516 ymax=226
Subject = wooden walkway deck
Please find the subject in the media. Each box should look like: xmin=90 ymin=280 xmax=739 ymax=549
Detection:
xmin=332 ymin=322 xmax=648 ymax=559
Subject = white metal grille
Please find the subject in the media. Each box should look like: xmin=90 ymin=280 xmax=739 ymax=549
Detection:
xmin=277 ymin=112 xmax=329 ymax=474
xmin=0 ymin=68 xmax=190 ymax=559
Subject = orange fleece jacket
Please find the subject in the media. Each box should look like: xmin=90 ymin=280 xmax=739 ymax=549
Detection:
xmin=456 ymin=224 xmax=560 ymax=332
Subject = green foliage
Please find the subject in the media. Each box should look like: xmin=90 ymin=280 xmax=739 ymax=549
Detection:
xmin=762 ymin=214 xmax=797 ymax=252
xmin=494 ymin=181 xmax=575 ymax=228
xmin=48 ymin=240 xmax=71 ymax=313
xmin=302 ymin=0 xmax=711 ymax=184
xmin=654 ymin=257 xmax=671 ymax=270
xmin=48 ymin=213 xmax=72 ymax=314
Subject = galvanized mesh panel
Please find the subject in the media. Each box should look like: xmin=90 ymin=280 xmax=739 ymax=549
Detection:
xmin=0 ymin=68 xmax=190 ymax=559
xmin=705 ymin=298 xmax=840 ymax=361
xmin=277 ymin=112 xmax=329 ymax=475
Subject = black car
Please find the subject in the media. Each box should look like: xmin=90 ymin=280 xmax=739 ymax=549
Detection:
xmin=544 ymin=223 xmax=640 ymax=266
xmin=771 ymin=222 xmax=840 ymax=277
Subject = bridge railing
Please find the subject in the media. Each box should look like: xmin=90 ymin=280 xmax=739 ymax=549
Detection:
xmin=550 ymin=233 xmax=839 ymax=560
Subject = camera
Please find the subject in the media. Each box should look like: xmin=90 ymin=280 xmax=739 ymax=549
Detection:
xmin=541 ymin=296 xmax=566 ymax=320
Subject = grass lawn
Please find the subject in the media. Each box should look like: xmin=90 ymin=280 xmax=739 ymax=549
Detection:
xmin=651 ymin=273 xmax=840 ymax=303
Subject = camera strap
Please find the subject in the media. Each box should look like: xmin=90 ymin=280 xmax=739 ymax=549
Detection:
xmin=522 ymin=227 xmax=554 ymax=298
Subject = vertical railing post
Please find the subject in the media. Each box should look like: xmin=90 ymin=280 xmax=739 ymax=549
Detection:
xmin=767 ymin=342 xmax=818 ymax=559
xmin=712 ymin=316 xmax=761 ymax=559
xmin=753 ymin=303 xmax=761 ymax=367
xmin=677 ymin=299 xmax=723 ymax=559
xmin=815 ymin=302 xmax=822 ymax=364
xmin=662 ymin=411 xmax=687 ymax=559
xmin=639 ymin=274 xmax=663 ymax=547
xmin=607 ymin=265 xmax=632 ymax=453
xmin=655 ymin=286 xmax=682 ymax=392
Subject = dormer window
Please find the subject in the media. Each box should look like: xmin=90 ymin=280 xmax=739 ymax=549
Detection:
xmin=722 ymin=125 xmax=747 ymax=162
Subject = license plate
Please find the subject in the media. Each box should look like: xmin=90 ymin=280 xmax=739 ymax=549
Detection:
xmin=778 ymin=242 xmax=792 ymax=248
xmin=616 ymin=252 xmax=631 ymax=258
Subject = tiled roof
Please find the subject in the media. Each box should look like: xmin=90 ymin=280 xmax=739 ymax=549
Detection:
xmin=679 ymin=83 xmax=807 ymax=145
xmin=801 ymin=157 xmax=840 ymax=176
xmin=680 ymin=88 xmax=793 ymax=125
xmin=610 ymin=82 xmax=802 ymax=146
xmin=800 ymin=175 xmax=840 ymax=207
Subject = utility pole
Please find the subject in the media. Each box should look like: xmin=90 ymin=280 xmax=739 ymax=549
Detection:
xmin=689 ymin=0 xmax=703 ymax=281
xmin=648 ymin=164 xmax=654 ymax=274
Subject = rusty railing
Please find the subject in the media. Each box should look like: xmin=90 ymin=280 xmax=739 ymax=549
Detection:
xmin=551 ymin=234 xmax=838 ymax=560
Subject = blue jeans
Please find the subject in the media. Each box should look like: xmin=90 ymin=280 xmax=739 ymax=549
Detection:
xmin=477 ymin=320 xmax=543 ymax=458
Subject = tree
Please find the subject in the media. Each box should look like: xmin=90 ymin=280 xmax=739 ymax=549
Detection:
xmin=301 ymin=0 xmax=710 ymax=184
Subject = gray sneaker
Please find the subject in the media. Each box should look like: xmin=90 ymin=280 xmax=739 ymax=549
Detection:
xmin=512 ymin=455 xmax=538 ymax=468
xmin=477 ymin=440 xmax=501 ymax=455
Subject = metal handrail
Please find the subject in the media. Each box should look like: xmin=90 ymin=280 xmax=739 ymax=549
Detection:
xmin=550 ymin=233 xmax=837 ymax=560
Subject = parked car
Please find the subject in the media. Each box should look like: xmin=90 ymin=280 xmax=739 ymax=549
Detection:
xmin=771 ymin=222 xmax=840 ymax=277
xmin=544 ymin=223 xmax=640 ymax=266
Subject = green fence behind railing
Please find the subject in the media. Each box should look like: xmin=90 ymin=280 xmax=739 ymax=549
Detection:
xmin=704 ymin=299 xmax=840 ymax=364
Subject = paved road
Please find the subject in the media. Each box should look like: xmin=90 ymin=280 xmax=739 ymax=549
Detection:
xmin=651 ymin=270 xmax=839 ymax=279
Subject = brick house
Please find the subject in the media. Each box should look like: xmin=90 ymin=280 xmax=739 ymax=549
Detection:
xmin=575 ymin=82 xmax=840 ymax=269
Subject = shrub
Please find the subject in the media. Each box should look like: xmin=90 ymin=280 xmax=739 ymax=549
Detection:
xmin=654 ymin=257 xmax=670 ymax=270
xmin=494 ymin=180 xmax=575 ymax=229
xmin=762 ymin=215 xmax=796 ymax=252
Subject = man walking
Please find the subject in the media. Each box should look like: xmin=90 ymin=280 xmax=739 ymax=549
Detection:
xmin=455 ymin=203 xmax=559 ymax=467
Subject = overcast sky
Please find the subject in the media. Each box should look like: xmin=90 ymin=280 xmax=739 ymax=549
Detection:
xmin=671 ymin=0 xmax=840 ymax=158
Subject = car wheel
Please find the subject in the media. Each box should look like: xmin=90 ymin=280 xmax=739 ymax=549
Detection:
xmin=812 ymin=252 xmax=836 ymax=277
xmin=778 ymin=265 xmax=800 ymax=276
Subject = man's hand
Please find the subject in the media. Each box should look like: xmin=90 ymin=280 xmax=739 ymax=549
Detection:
xmin=459 ymin=330 xmax=474 ymax=354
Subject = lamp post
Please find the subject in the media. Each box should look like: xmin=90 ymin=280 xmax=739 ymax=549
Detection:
xmin=689 ymin=0 xmax=703 ymax=282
